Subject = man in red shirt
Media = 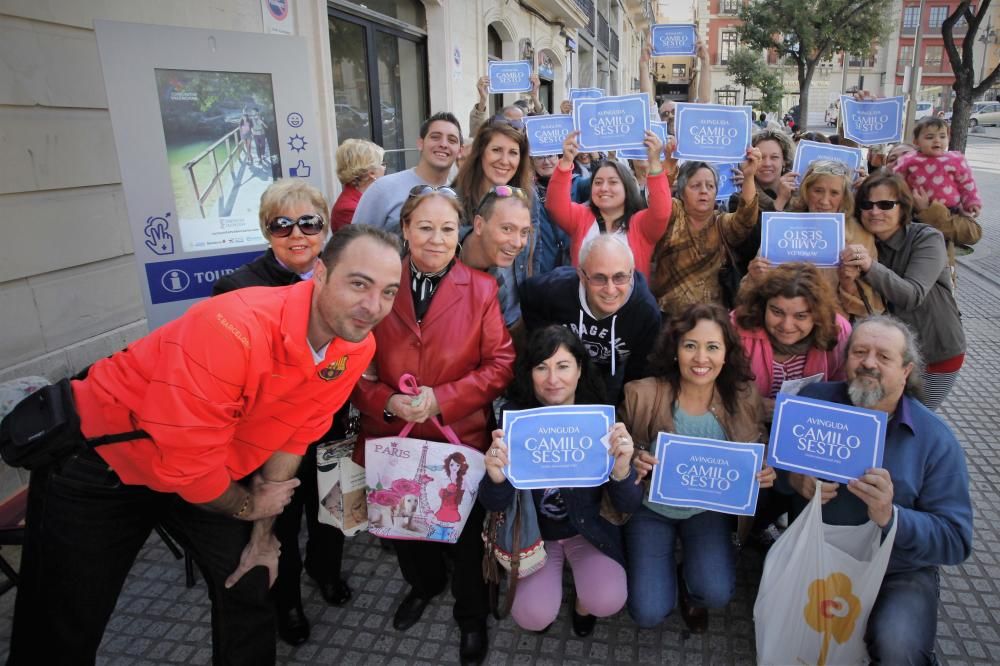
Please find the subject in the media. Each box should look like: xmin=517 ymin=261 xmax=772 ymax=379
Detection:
xmin=9 ymin=225 xmax=402 ymax=665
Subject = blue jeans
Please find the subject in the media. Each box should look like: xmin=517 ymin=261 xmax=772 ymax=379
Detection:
xmin=623 ymin=505 xmax=736 ymax=628
xmin=865 ymin=567 xmax=940 ymax=665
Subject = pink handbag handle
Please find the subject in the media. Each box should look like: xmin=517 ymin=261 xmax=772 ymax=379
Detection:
xmin=395 ymin=373 xmax=462 ymax=445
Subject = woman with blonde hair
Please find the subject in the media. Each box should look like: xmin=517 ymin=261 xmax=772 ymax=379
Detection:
xmin=746 ymin=159 xmax=883 ymax=319
xmin=331 ymin=138 xmax=386 ymax=230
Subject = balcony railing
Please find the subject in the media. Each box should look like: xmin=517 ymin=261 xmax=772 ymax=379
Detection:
xmin=575 ymin=0 xmax=595 ymax=34
xmin=597 ymin=12 xmax=610 ymax=49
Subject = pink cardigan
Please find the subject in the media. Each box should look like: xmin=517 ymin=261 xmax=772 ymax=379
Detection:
xmin=544 ymin=164 xmax=672 ymax=279
xmin=733 ymin=312 xmax=852 ymax=398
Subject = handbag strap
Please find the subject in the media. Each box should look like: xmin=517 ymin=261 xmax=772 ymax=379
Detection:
xmin=395 ymin=373 xmax=461 ymax=445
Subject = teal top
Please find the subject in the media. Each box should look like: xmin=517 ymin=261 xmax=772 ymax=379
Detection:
xmin=643 ymin=404 xmax=727 ymax=520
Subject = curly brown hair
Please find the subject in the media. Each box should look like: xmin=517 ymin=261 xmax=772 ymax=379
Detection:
xmin=452 ymin=122 xmax=534 ymax=222
xmin=647 ymin=303 xmax=755 ymax=415
xmin=734 ymin=262 xmax=841 ymax=351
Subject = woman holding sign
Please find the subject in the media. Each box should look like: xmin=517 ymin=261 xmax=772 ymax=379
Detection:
xmin=840 ymin=171 xmax=966 ymax=409
xmin=351 ymin=186 xmax=515 ymax=665
xmin=622 ymin=304 xmax=775 ymax=631
xmin=547 ymin=129 xmax=671 ymax=278
xmin=746 ymin=160 xmax=884 ymax=319
xmin=480 ymin=326 xmax=641 ymax=636
xmin=649 ymin=147 xmax=762 ymax=317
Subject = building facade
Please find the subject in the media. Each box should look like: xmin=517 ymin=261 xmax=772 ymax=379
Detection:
xmin=0 ymin=0 xmax=651 ymax=381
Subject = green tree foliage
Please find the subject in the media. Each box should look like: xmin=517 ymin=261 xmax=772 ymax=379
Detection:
xmin=738 ymin=0 xmax=892 ymax=126
xmin=943 ymin=0 xmax=1000 ymax=151
xmin=725 ymin=48 xmax=785 ymax=113
xmin=758 ymin=71 xmax=785 ymax=114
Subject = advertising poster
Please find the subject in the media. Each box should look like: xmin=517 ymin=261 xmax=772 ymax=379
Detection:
xmin=573 ymin=92 xmax=652 ymax=152
xmin=761 ymin=212 xmax=846 ymax=267
xmin=488 ymin=60 xmax=533 ymax=93
xmin=792 ymin=140 xmax=864 ymax=180
xmin=673 ymin=103 xmax=752 ymax=162
xmin=524 ymin=115 xmax=575 ymax=156
xmin=650 ymin=24 xmax=697 ymax=56
xmin=840 ymin=95 xmax=905 ymax=145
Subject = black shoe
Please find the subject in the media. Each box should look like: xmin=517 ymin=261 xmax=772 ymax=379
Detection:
xmin=276 ymin=604 xmax=310 ymax=646
xmin=393 ymin=591 xmax=434 ymax=631
xmin=459 ymin=624 xmax=489 ymax=666
xmin=571 ymin=608 xmax=597 ymax=637
xmin=315 ymin=577 xmax=352 ymax=606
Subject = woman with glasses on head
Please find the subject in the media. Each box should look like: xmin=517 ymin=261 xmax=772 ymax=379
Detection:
xmin=350 ymin=186 xmax=515 ymax=665
xmin=331 ymin=138 xmax=386 ymax=231
xmin=745 ymin=159 xmax=884 ymax=319
xmin=623 ymin=304 xmax=775 ymax=631
xmin=212 ymin=180 xmax=352 ymax=647
xmin=649 ymin=146 xmax=762 ymax=317
xmin=479 ymin=325 xmax=641 ymax=637
xmin=839 ymin=171 xmax=966 ymax=410
xmin=547 ymin=129 xmax=670 ymax=278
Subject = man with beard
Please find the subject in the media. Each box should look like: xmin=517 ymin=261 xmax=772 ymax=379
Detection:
xmin=778 ymin=315 xmax=973 ymax=664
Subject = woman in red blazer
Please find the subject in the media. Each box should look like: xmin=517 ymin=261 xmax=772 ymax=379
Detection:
xmin=351 ymin=186 xmax=515 ymax=666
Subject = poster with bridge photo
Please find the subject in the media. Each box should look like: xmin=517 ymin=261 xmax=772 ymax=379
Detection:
xmin=154 ymin=69 xmax=282 ymax=253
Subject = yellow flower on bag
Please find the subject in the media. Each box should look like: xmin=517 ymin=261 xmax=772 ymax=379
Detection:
xmin=803 ymin=572 xmax=862 ymax=665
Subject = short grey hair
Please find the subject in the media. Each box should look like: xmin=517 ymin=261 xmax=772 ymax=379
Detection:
xmin=578 ymin=233 xmax=634 ymax=270
xmin=848 ymin=314 xmax=925 ymax=396
xmin=672 ymin=161 xmax=719 ymax=198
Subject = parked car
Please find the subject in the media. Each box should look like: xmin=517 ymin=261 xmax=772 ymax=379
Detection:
xmin=969 ymin=102 xmax=1000 ymax=127
xmin=914 ymin=101 xmax=935 ymax=120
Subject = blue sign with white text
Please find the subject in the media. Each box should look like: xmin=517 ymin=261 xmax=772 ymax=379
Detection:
xmin=841 ymin=95 xmax=905 ymax=145
xmin=145 ymin=251 xmax=262 ymax=305
xmin=715 ymin=162 xmax=742 ymax=201
xmin=768 ymin=394 xmax=887 ymax=483
xmin=488 ymin=60 xmax=533 ymax=93
xmin=761 ymin=212 xmax=845 ymax=267
xmin=792 ymin=140 xmax=864 ymax=180
xmin=569 ymin=87 xmax=604 ymax=101
xmin=651 ymin=24 xmax=697 ymax=56
xmin=648 ymin=434 xmax=764 ymax=516
xmin=525 ymin=115 xmax=575 ymax=156
xmin=502 ymin=405 xmax=616 ymax=489
xmin=619 ymin=121 xmax=668 ymax=160
xmin=574 ymin=93 xmax=651 ymax=152
xmin=673 ymin=103 xmax=752 ymax=162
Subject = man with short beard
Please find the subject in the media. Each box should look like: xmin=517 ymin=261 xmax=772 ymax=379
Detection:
xmin=778 ymin=315 xmax=973 ymax=664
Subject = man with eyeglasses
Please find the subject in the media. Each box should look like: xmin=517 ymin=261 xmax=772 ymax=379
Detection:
xmin=519 ymin=234 xmax=660 ymax=402
xmin=352 ymin=112 xmax=463 ymax=235
xmin=7 ymin=225 xmax=403 ymax=665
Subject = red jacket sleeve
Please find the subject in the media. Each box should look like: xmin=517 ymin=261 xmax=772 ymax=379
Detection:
xmin=432 ymin=293 xmax=515 ymax=425
xmin=545 ymin=164 xmax=593 ymax=236
xmin=631 ymin=170 xmax=672 ymax=245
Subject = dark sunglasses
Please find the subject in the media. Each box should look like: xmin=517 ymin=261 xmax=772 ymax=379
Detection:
xmin=266 ymin=214 xmax=325 ymax=238
xmin=859 ymin=200 xmax=900 ymax=211
xmin=475 ymin=185 xmax=530 ymax=214
xmin=407 ymin=185 xmax=459 ymax=200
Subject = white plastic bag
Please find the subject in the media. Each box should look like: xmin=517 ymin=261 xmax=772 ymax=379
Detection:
xmin=754 ymin=479 xmax=897 ymax=665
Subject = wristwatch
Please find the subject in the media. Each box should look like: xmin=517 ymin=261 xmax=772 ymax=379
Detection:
xmin=383 ymin=398 xmax=396 ymax=422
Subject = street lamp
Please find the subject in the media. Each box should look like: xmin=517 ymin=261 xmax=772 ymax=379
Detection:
xmin=979 ymin=18 xmax=997 ymax=85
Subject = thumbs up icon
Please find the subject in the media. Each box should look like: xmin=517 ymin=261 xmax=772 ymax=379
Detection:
xmin=289 ymin=160 xmax=311 ymax=177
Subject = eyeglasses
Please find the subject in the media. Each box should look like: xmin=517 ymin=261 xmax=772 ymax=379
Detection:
xmin=407 ymin=185 xmax=459 ymax=200
xmin=859 ymin=200 xmax=900 ymax=211
xmin=266 ymin=214 xmax=325 ymax=238
xmin=579 ymin=268 xmax=633 ymax=287
xmin=475 ymin=185 xmax=530 ymax=214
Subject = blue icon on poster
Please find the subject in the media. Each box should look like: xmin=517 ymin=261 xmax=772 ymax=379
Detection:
xmin=288 ymin=134 xmax=307 ymax=152
xmin=289 ymin=160 xmax=311 ymax=177
xmin=286 ymin=112 xmax=304 ymax=128
xmin=143 ymin=213 xmax=175 ymax=256
xmin=160 ymin=269 xmax=190 ymax=294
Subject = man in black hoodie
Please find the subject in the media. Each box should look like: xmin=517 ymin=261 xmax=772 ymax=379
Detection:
xmin=519 ymin=234 xmax=661 ymax=403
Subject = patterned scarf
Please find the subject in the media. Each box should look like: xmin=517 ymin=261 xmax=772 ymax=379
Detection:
xmin=410 ymin=258 xmax=454 ymax=321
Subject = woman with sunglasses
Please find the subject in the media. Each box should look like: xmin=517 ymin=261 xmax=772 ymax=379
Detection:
xmin=351 ymin=186 xmax=515 ymax=665
xmin=746 ymin=160 xmax=884 ymax=319
xmin=840 ymin=171 xmax=966 ymax=409
xmin=330 ymin=138 xmax=385 ymax=231
xmin=649 ymin=147 xmax=762 ymax=317
xmin=211 ymin=179 xmax=352 ymax=647
xmin=548 ymin=129 xmax=670 ymax=278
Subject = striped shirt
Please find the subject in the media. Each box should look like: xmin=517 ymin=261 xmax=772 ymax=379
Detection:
xmin=769 ymin=355 xmax=808 ymax=398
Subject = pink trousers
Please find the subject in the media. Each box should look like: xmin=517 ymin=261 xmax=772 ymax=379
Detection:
xmin=510 ymin=534 xmax=627 ymax=631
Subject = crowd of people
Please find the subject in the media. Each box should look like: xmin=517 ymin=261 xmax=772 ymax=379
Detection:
xmin=6 ymin=86 xmax=979 ymax=666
